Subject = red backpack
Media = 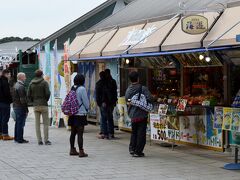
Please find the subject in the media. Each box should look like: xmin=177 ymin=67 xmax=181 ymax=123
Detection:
xmin=61 ymin=87 xmax=80 ymax=116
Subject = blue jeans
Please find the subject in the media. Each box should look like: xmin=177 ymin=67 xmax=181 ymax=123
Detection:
xmin=0 ymin=103 xmax=10 ymax=136
xmin=100 ymin=105 xmax=114 ymax=136
xmin=14 ymin=108 xmax=27 ymax=142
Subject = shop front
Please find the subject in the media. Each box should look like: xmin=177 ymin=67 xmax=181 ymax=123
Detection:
xmin=69 ymin=4 xmax=240 ymax=152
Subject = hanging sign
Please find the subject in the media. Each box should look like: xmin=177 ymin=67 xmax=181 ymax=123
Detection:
xmin=181 ymin=15 xmax=208 ymax=35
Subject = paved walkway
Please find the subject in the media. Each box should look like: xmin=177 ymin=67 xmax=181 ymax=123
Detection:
xmin=0 ymin=110 xmax=240 ymax=180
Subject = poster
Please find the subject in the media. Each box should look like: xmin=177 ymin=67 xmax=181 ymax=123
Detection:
xmin=204 ymin=109 xmax=222 ymax=148
xmin=176 ymin=99 xmax=187 ymax=112
xmin=158 ymin=104 xmax=168 ymax=115
xmin=150 ymin=114 xmax=180 ymax=142
xmin=179 ymin=116 xmax=197 ymax=143
xmin=222 ymin=107 xmax=233 ymax=130
xmin=52 ymin=98 xmax=62 ymax=128
xmin=117 ymin=97 xmax=131 ymax=129
xmin=231 ymin=108 xmax=240 ymax=131
xmin=214 ymin=106 xmax=223 ymax=129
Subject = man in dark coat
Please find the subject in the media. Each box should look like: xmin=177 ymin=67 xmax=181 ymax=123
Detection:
xmin=0 ymin=69 xmax=14 ymax=140
xmin=95 ymin=71 xmax=106 ymax=137
xmin=98 ymin=69 xmax=117 ymax=139
xmin=13 ymin=72 xmax=29 ymax=143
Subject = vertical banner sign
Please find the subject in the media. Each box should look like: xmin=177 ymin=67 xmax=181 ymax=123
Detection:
xmin=52 ymin=40 xmax=62 ymax=127
xmin=64 ymin=39 xmax=71 ymax=93
xmin=44 ymin=41 xmax=53 ymax=122
xmin=44 ymin=42 xmax=51 ymax=84
xmin=53 ymin=40 xmax=60 ymax=98
xmin=36 ymin=44 xmax=42 ymax=70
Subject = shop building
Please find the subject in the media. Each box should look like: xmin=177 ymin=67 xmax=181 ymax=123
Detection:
xmin=69 ymin=0 xmax=240 ymax=151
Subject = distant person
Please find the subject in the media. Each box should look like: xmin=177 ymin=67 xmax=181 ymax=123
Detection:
xmin=13 ymin=73 xmax=29 ymax=143
xmin=68 ymin=74 xmax=89 ymax=157
xmin=95 ymin=71 xmax=106 ymax=137
xmin=125 ymin=71 xmax=153 ymax=157
xmin=97 ymin=69 xmax=117 ymax=139
xmin=28 ymin=70 xmax=51 ymax=145
xmin=0 ymin=69 xmax=14 ymax=140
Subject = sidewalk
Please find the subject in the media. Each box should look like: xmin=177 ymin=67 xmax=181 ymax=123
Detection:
xmin=0 ymin=109 xmax=240 ymax=180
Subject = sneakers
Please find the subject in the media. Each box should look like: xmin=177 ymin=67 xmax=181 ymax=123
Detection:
xmin=129 ymin=150 xmax=135 ymax=155
xmin=45 ymin=141 xmax=52 ymax=145
xmin=2 ymin=135 xmax=14 ymax=141
xmin=38 ymin=141 xmax=43 ymax=145
xmin=98 ymin=134 xmax=109 ymax=139
xmin=17 ymin=139 xmax=29 ymax=144
xmin=38 ymin=141 xmax=51 ymax=145
xmin=133 ymin=152 xmax=145 ymax=157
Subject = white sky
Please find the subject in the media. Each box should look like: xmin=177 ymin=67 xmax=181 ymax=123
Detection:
xmin=0 ymin=0 xmax=107 ymax=39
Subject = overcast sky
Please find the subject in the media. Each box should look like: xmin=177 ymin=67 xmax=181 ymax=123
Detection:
xmin=0 ymin=0 xmax=107 ymax=39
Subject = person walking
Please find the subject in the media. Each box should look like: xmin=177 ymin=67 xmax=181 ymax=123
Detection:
xmin=125 ymin=71 xmax=153 ymax=157
xmin=97 ymin=69 xmax=118 ymax=139
xmin=13 ymin=73 xmax=29 ymax=143
xmin=68 ymin=74 xmax=89 ymax=157
xmin=28 ymin=70 xmax=51 ymax=145
xmin=0 ymin=69 xmax=14 ymax=140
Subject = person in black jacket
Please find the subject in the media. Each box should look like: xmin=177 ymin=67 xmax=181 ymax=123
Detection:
xmin=0 ymin=69 xmax=14 ymax=140
xmin=96 ymin=69 xmax=118 ymax=139
xmin=13 ymin=73 xmax=29 ymax=143
xmin=95 ymin=71 xmax=106 ymax=136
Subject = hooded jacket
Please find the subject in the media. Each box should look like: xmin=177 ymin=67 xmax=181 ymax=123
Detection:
xmin=27 ymin=77 xmax=50 ymax=106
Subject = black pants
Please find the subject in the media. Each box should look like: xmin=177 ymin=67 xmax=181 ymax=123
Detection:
xmin=129 ymin=120 xmax=147 ymax=154
xmin=70 ymin=126 xmax=84 ymax=150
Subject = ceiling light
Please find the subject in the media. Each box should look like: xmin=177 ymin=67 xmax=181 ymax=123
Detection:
xmin=126 ymin=59 xmax=130 ymax=64
xmin=205 ymin=57 xmax=211 ymax=62
xmin=199 ymin=54 xmax=204 ymax=60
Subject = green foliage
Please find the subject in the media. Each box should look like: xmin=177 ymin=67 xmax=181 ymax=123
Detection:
xmin=0 ymin=37 xmax=40 ymax=44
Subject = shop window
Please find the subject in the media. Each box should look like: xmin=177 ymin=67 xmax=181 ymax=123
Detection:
xmin=22 ymin=57 xmax=28 ymax=64
xmin=149 ymin=68 xmax=180 ymax=98
xmin=183 ymin=67 xmax=223 ymax=105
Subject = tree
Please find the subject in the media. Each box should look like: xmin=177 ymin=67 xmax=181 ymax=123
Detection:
xmin=0 ymin=37 xmax=40 ymax=44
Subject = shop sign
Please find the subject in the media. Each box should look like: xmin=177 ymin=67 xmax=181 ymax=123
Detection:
xmin=120 ymin=25 xmax=157 ymax=46
xmin=150 ymin=114 xmax=180 ymax=142
xmin=181 ymin=15 xmax=208 ymax=35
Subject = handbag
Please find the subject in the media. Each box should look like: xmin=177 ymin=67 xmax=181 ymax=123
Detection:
xmin=130 ymin=85 xmax=153 ymax=112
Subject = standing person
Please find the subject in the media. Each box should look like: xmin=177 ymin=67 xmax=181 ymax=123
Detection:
xmin=28 ymin=70 xmax=51 ymax=145
xmin=0 ymin=69 xmax=14 ymax=140
xmin=98 ymin=69 xmax=118 ymax=139
xmin=68 ymin=74 xmax=89 ymax=157
xmin=13 ymin=73 xmax=29 ymax=143
xmin=95 ymin=71 xmax=106 ymax=136
xmin=125 ymin=71 xmax=153 ymax=157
